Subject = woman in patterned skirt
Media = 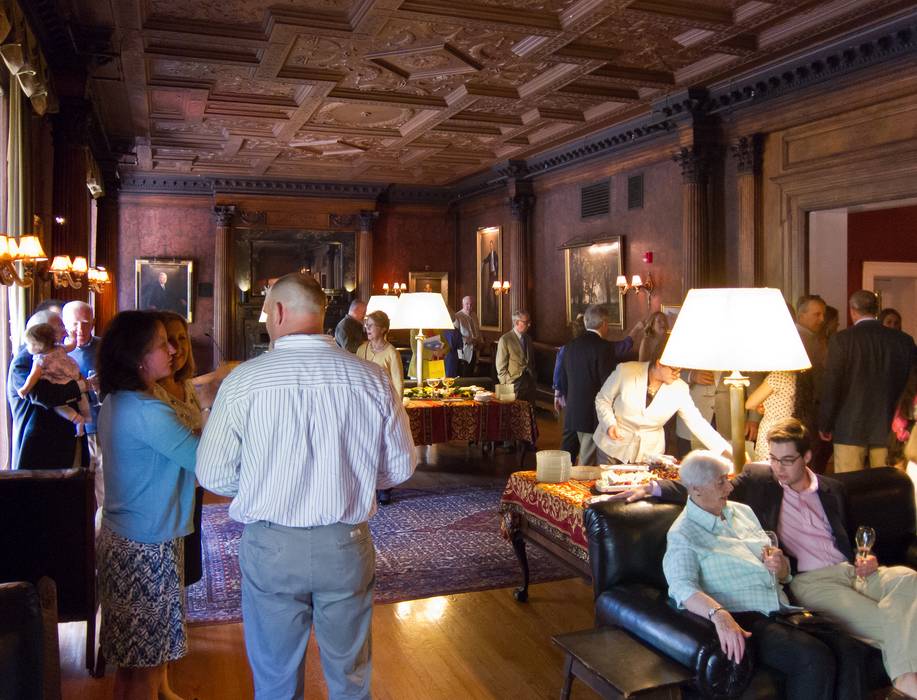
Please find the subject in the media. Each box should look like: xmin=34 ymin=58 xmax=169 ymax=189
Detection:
xmin=97 ymin=311 xmax=201 ymax=699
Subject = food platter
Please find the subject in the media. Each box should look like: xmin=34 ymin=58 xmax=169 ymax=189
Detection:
xmin=594 ymin=469 xmax=656 ymax=493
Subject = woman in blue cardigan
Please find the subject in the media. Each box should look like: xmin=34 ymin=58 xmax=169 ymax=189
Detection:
xmin=96 ymin=311 xmax=200 ymax=700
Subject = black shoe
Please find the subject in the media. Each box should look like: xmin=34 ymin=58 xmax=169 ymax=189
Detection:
xmin=377 ymin=489 xmax=393 ymax=505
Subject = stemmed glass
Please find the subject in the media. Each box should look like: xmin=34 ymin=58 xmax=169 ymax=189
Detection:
xmin=86 ymin=370 xmax=102 ymax=408
xmin=854 ymin=526 xmax=876 ymax=585
xmin=762 ymin=530 xmax=780 ymax=589
xmin=425 ymin=377 xmax=441 ymax=397
xmin=441 ymin=376 xmax=456 ymax=396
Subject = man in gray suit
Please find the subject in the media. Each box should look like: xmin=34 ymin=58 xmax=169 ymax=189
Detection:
xmin=496 ymin=309 xmax=536 ymax=402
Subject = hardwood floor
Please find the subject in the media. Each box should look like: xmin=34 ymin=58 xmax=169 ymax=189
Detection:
xmin=61 ymin=410 xmax=602 ymax=699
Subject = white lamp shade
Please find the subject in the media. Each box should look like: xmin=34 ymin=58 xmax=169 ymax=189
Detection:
xmin=660 ymin=288 xmax=811 ymax=372
xmin=366 ymin=294 xmax=400 ymax=320
xmin=389 ymin=292 xmax=454 ymax=330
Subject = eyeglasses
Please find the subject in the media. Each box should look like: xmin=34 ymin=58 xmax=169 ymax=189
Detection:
xmin=769 ymin=453 xmax=802 ymax=467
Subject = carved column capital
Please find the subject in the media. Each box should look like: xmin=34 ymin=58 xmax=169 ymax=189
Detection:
xmin=730 ymin=135 xmax=762 ymax=174
xmin=214 ymin=205 xmax=237 ymax=228
xmin=509 ymin=193 xmax=534 ymax=221
xmin=673 ymin=146 xmax=711 ymax=184
xmin=358 ymin=209 xmax=379 ymax=233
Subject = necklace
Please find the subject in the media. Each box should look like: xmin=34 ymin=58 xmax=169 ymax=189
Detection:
xmin=647 ymin=383 xmax=660 ymax=397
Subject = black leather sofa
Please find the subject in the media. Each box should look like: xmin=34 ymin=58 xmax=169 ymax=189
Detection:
xmin=584 ymin=467 xmax=917 ymax=699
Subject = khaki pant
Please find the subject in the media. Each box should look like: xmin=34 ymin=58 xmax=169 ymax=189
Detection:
xmin=576 ymin=432 xmax=608 ymax=467
xmin=790 ymin=562 xmax=917 ymax=680
xmin=833 ymin=443 xmax=888 ymax=472
xmin=88 ymin=433 xmax=104 ymax=532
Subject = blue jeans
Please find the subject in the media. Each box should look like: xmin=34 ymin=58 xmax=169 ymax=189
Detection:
xmin=240 ymin=520 xmax=375 ymax=700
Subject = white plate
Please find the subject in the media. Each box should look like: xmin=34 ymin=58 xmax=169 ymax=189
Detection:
xmin=593 ymin=482 xmax=634 ymax=493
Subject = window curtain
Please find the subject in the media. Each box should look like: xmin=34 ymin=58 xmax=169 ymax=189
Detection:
xmin=1 ymin=77 xmax=29 ymax=469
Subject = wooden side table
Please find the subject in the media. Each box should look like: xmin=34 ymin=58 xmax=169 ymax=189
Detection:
xmin=552 ymin=627 xmax=692 ymax=699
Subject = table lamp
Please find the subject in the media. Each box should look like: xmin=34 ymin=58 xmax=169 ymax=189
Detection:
xmin=660 ymin=288 xmax=811 ymax=473
xmin=390 ymin=292 xmax=455 ymax=387
xmin=366 ymin=294 xmax=400 ymax=320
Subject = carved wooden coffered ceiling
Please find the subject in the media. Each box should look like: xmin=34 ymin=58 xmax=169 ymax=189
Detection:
xmin=66 ymin=0 xmax=909 ymax=185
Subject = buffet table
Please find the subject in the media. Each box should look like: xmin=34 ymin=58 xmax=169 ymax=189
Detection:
xmin=499 ymin=470 xmax=595 ymax=601
xmin=404 ymin=398 xmax=538 ymax=447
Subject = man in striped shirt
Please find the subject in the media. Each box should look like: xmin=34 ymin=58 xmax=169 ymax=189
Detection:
xmin=197 ymin=272 xmax=415 ymax=700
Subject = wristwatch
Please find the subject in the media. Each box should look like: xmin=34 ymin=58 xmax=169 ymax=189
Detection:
xmin=707 ymin=606 xmax=725 ymax=621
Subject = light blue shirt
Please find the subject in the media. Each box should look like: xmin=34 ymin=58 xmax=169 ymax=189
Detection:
xmin=99 ymin=390 xmax=199 ymax=543
xmin=663 ymin=499 xmax=791 ymax=615
xmin=68 ymin=336 xmax=100 ymax=433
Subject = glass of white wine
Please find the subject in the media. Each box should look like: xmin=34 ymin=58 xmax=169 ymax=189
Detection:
xmin=854 ymin=525 xmax=876 ymax=585
xmin=425 ymin=377 xmax=441 ymax=396
xmin=762 ymin=530 xmax=779 ymax=589
xmin=442 ymin=376 xmax=456 ymax=395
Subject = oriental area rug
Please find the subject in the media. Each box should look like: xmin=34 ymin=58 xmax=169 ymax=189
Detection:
xmin=186 ymin=484 xmax=572 ymax=625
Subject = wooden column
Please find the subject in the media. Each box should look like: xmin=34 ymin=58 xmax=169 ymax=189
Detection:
xmin=212 ymin=205 xmax=236 ymax=367
xmin=94 ymin=175 xmax=119 ymax=335
xmin=507 ymin=182 xmax=534 ymax=317
xmin=357 ymin=210 xmax=377 ymax=301
xmin=731 ymin=135 xmax=762 ymax=287
xmin=673 ymin=146 xmax=710 ymax=294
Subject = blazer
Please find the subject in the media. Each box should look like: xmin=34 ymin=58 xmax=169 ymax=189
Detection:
xmin=657 ymin=463 xmax=855 ymax=571
xmin=7 ymin=344 xmax=88 ymax=469
xmin=593 ymin=361 xmax=730 ymax=462
xmin=561 ymin=331 xmax=633 ymax=433
xmin=819 ymin=320 xmax=916 ymax=445
xmin=495 ymin=330 xmax=534 ymax=386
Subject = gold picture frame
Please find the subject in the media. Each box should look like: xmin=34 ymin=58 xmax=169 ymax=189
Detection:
xmin=563 ymin=236 xmax=623 ymax=328
xmin=408 ymin=271 xmax=449 ymax=305
xmin=476 ymin=225 xmax=502 ymax=330
xmin=135 ymin=257 xmax=194 ymax=322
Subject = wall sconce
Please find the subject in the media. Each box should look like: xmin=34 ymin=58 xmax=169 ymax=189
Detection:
xmin=49 ymin=255 xmax=88 ymax=288
xmin=382 ymin=282 xmax=407 ymax=296
xmin=492 ymin=280 xmax=511 ymax=295
xmin=616 ymin=273 xmax=655 ymax=311
xmin=0 ymin=234 xmax=47 ymax=287
xmin=238 ymin=278 xmax=251 ymax=303
xmin=86 ymin=266 xmax=111 ymax=294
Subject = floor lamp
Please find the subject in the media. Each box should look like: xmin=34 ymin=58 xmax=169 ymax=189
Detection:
xmin=390 ymin=292 xmax=455 ymax=388
xmin=660 ymin=288 xmax=811 ymax=473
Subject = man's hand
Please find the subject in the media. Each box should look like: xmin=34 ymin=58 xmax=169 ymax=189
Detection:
xmin=745 ymin=421 xmax=759 ymax=441
xmin=855 ymin=554 xmax=879 ymax=579
xmin=819 ymin=431 xmax=833 ymax=441
xmin=692 ymin=370 xmax=715 ymax=385
xmin=553 ymin=396 xmax=565 ymax=414
xmin=762 ymin=547 xmax=790 ymax=582
xmin=712 ymin=611 xmax=752 ymax=663
xmin=607 ymin=424 xmax=623 ymax=441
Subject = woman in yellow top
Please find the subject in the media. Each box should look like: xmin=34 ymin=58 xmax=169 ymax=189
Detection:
xmin=406 ymin=329 xmax=450 ymax=383
xmin=356 ymin=310 xmax=403 ymax=397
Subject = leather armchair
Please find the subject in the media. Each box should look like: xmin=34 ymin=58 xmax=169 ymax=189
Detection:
xmin=584 ymin=467 xmax=917 ymax=699
xmin=0 ymin=579 xmax=60 ymax=700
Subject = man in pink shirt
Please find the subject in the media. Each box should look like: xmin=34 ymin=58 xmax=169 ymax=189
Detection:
xmin=625 ymin=418 xmax=917 ymax=698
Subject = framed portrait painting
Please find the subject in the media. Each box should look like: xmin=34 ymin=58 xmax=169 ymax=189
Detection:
xmin=135 ymin=258 xmax=194 ymax=322
xmin=476 ymin=226 xmax=502 ymax=330
xmin=564 ymin=237 xmax=623 ymax=328
xmin=661 ymin=304 xmax=681 ymax=332
xmin=409 ymin=271 xmax=449 ymax=305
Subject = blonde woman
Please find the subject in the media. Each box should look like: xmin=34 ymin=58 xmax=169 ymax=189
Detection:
xmin=357 ymin=310 xmax=403 ymax=397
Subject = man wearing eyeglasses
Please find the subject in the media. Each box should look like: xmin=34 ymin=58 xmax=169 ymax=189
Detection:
xmin=616 ymin=417 xmax=917 ymax=698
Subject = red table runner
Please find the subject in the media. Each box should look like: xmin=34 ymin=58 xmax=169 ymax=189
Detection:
xmin=405 ymin=399 xmax=538 ymax=446
xmin=499 ymin=471 xmax=596 ymax=557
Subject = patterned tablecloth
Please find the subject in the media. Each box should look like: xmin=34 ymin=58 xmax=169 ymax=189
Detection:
xmin=499 ymin=471 xmax=596 ymax=561
xmin=405 ymin=399 xmax=538 ymax=446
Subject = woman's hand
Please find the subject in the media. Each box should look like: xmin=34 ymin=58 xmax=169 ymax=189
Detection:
xmin=712 ymin=611 xmax=752 ymax=663
xmin=762 ymin=547 xmax=790 ymax=582
xmin=607 ymin=424 xmax=623 ymax=441
xmin=855 ymin=554 xmax=879 ymax=579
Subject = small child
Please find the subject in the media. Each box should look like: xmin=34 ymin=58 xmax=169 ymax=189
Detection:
xmin=18 ymin=323 xmax=90 ymax=436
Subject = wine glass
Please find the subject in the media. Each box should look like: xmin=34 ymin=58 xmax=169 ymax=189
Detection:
xmin=442 ymin=376 xmax=456 ymax=395
xmin=854 ymin=526 xmax=876 ymax=585
xmin=86 ymin=370 xmax=102 ymax=408
xmin=425 ymin=377 xmax=441 ymax=396
xmin=762 ymin=530 xmax=779 ymax=589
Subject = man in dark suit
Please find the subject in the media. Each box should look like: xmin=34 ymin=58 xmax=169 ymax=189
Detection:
xmin=7 ymin=310 xmax=90 ymax=469
xmin=819 ymin=290 xmax=916 ymax=472
xmin=558 ymin=303 xmax=640 ymax=465
xmin=141 ymin=271 xmax=185 ymax=315
xmin=621 ymin=418 xmax=917 ymax=698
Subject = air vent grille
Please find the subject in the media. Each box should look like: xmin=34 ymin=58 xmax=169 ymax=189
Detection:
xmin=581 ymin=180 xmax=610 ymax=218
xmin=627 ymin=174 xmax=644 ymax=210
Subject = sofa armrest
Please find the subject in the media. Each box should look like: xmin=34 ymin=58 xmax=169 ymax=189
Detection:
xmin=595 ymin=586 xmax=755 ymax=700
xmin=906 ymin=540 xmax=917 ymax=571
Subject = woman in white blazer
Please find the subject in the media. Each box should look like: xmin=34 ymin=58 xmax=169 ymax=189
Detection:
xmin=592 ymin=355 xmax=731 ymax=464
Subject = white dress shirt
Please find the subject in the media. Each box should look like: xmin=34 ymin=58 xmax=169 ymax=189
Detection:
xmin=196 ymin=333 xmax=415 ymax=527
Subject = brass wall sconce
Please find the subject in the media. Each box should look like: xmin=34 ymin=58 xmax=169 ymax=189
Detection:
xmin=0 ymin=234 xmax=47 ymax=287
xmin=49 ymin=255 xmax=88 ymax=288
xmin=616 ymin=273 xmax=655 ymax=311
xmin=86 ymin=266 xmax=111 ymax=294
xmin=382 ymin=282 xmax=407 ymax=296
xmin=492 ymin=280 xmax=511 ymax=295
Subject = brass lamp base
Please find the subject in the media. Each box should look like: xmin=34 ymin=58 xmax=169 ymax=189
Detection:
xmin=723 ymin=370 xmax=750 ymax=473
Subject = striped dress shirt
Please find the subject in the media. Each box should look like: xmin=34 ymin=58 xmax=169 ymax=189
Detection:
xmin=196 ymin=333 xmax=415 ymax=527
xmin=664 ymin=499 xmax=791 ymax=614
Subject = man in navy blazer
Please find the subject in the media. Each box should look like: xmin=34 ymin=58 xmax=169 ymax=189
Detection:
xmin=558 ymin=303 xmax=640 ymax=465
xmin=7 ymin=310 xmax=89 ymax=469
xmin=819 ymin=290 xmax=916 ymax=471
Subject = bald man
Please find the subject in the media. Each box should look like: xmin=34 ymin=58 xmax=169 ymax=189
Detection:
xmin=334 ymin=298 xmax=367 ymax=353
xmin=197 ymin=273 xmax=414 ymax=700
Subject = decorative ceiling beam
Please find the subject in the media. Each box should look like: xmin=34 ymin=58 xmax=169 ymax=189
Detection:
xmin=588 ymin=64 xmax=675 ymax=86
xmin=397 ymin=0 xmax=562 ymax=32
xmin=627 ymin=0 xmax=734 ymax=26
